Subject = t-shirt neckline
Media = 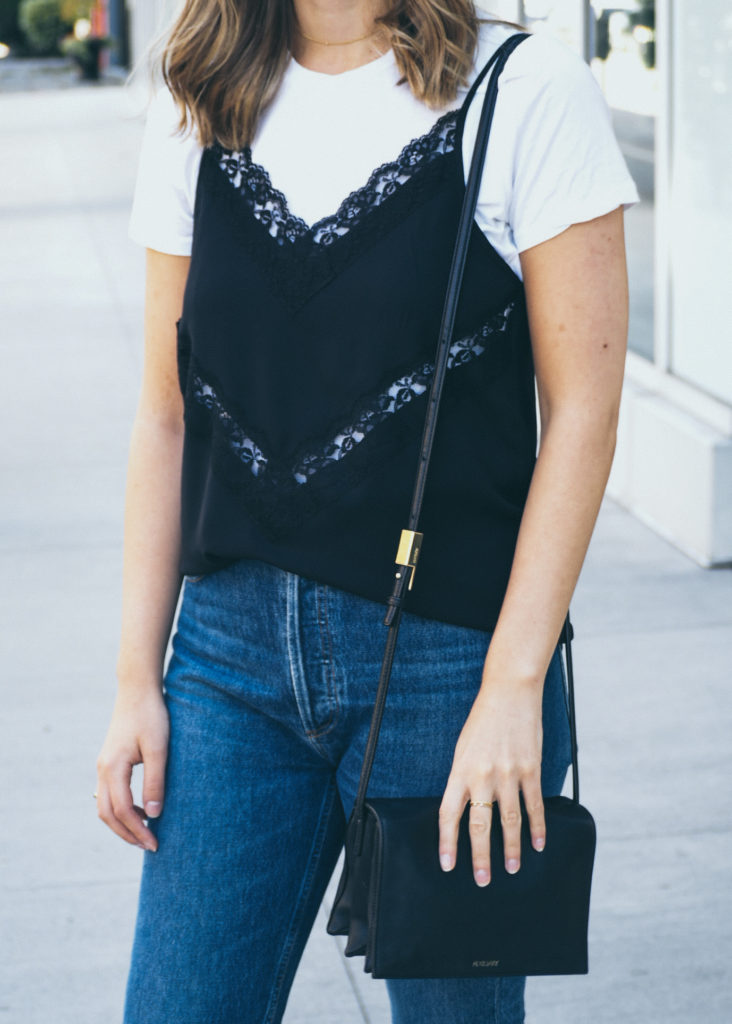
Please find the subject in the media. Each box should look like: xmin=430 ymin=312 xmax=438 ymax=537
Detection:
xmin=286 ymin=46 xmax=396 ymax=83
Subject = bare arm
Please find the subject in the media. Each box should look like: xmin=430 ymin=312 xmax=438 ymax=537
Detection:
xmin=439 ymin=207 xmax=628 ymax=882
xmin=117 ymin=250 xmax=189 ymax=686
xmin=96 ymin=249 xmax=190 ymax=851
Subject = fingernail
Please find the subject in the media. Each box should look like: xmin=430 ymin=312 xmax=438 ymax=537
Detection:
xmin=145 ymin=801 xmax=162 ymax=818
xmin=534 ymin=836 xmax=545 ymax=851
xmin=507 ymin=858 xmax=520 ymax=874
xmin=145 ymin=844 xmax=157 ymax=853
xmin=440 ymin=854 xmax=453 ymax=871
xmin=136 ymin=843 xmax=146 ymax=850
xmin=475 ymin=869 xmax=490 ymax=887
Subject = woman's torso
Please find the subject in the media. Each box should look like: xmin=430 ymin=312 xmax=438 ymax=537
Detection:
xmin=127 ymin=22 xmax=638 ymax=630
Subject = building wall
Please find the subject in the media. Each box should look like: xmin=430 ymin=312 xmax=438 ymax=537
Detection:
xmin=126 ymin=0 xmax=181 ymax=73
xmin=667 ymin=0 xmax=732 ymax=407
xmin=608 ymin=0 xmax=732 ymax=565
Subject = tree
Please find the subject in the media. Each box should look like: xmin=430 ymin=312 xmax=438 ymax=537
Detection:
xmin=19 ymin=0 xmax=66 ymax=53
xmin=0 ymin=0 xmax=23 ymax=45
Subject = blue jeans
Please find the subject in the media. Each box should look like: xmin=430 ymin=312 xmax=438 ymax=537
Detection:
xmin=123 ymin=558 xmax=572 ymax=1024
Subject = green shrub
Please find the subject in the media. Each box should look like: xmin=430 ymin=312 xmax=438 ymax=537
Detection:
xmin=0 ymin=0 xmax=23 ymax=45
xmin=18 ymin=0 xmax=66 ymax=54
xmin=60 ymin=0 xmax=90 ymax=21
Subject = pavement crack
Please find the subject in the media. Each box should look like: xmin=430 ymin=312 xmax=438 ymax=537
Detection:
xmin=4 ymin=878 xmax=140 ymax=894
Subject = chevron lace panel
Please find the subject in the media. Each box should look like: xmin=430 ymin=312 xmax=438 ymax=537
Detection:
xmin=189 ymin=302 xmax=516 ymax=486
xmin=214 ymin=110 xmax=458 ymax=247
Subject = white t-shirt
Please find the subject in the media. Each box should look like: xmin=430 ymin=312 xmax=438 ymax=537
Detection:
xmin=128 ymin=23 xmax=639 ymax=280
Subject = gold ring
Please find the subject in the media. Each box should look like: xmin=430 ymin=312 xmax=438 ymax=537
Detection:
xmin=92 ymin=791 xmax=98 ymax=800
xmin=469 ymin=800 xmax=493 ymax=808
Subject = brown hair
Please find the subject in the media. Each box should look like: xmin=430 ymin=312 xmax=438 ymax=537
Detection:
xmin=157 ymin=1 xmax=495 ymax=150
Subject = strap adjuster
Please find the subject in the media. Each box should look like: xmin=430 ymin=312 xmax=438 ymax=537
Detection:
xmin=394 ymin=529 xmax=423 ymax=591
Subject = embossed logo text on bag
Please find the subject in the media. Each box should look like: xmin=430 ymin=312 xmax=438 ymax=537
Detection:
xmin=472 ymin=960 xmax=500 ymax=968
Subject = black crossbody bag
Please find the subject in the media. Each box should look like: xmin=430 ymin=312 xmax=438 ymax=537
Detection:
xmin=326 ymin=34 xmax=597 ymax=980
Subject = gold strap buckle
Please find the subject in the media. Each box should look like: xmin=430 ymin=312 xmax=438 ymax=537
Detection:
xmin=395 ymin=529 xmax=423 ymax=591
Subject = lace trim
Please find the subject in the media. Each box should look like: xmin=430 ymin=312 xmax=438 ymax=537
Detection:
xmin=214 ymin=110 xmax=457 ymax=247
xmin=189 ymin=302 xmax=515 ymax=488
xmin=190 ymin=379 xmax=268 ymax=477
xmin=292 ymin=363 xmax=432 ymax=484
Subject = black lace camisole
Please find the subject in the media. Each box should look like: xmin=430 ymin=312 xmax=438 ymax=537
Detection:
xmin=175 ymin=53 xmax=536 ymax=631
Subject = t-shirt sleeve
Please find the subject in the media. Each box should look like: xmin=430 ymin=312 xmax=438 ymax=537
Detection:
xmin=127 ymin=86 xmax=203 ymax=256
xmin=466 ymin=33 xmax=640 ymax=258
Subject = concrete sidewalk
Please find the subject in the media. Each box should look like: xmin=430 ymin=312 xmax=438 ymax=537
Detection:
xmin=1 ymin=80 xmax=730 ymax=1024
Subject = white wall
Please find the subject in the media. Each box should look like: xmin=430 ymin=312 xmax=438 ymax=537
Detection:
xmin=477 ymin=0 xmax=522 ymax=20
xmin=607 ymin=0 xmax=732 ymax=566
xmin=668 ymin=0 xmax=732 ymax=406
xmin=126 ymin=0 xmax=182 ymax=74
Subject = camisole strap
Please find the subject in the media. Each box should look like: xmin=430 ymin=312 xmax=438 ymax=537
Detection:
xmin=454 ymin=31 xmax=531 ymax=150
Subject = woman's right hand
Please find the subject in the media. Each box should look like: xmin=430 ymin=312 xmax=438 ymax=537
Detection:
xmin=96 ymin=249 xmax=188 ymax=851
xmin=96 ymin=686 xmax=170 ymax=852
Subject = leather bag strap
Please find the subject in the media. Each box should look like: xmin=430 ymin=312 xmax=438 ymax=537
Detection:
xmin=351 ymin=32 xmax=580 ymax=850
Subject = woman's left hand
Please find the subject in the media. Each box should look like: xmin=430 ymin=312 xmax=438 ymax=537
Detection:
xmin=438 ymin=672 xmax=545 ymax=886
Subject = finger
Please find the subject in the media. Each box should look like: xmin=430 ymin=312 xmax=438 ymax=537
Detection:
xmin=96 ymin=783 xmax=148 ymax=849
xmin=108 ymin=765 xmax=158 ymax=852
xmin=468 ymin=800 xmax=494 ymax=887
xmin=438 ymin=781 xmax=468 ymax=872
xmin=141 ymin=741 xmax=167 ymax=820
xmin=499 ymin=791 xmax=522 ymax=874
xmin=521 ymin=776 xmax=546 ymax=853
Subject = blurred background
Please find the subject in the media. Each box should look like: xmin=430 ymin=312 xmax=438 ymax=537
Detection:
xmin=1 ymin=2 xmax=730 ymax=1022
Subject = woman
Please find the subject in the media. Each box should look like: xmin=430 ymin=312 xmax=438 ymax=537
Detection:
xmin=97 ymin=1 xmax=638 ymax=1021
